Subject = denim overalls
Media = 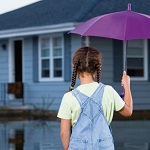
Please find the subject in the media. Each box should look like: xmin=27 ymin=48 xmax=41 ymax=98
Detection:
xmin=68 ymin=83 xmax=114 ymax=150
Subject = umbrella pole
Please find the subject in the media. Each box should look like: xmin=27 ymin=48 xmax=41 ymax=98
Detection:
xmin=124 ymin=40 xmax=128 ymax=71
xmin=120 ymin=40 xmax=128 ymax=98
xmin=85 ymin=36 xmax=90 ymax=46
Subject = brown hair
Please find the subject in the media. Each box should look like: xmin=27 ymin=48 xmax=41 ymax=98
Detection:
xmin=68 ymin=46 xmax=102 ymax=92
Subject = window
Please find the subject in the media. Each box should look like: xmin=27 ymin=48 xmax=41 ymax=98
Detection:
xmin=124 ymin=39 xmax=148 ymax=80
xmin=39 ymin=35 xmax=64 ymax=81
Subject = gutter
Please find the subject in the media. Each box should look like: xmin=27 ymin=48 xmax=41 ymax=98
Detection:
xmin=0 ymin=22 xmax=80 ymax=39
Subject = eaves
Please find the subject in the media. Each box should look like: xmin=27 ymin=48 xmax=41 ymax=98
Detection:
xmin=0 ymin=22 xmax=80 ymax=39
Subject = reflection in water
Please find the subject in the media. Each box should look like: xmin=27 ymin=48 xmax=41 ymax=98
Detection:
xmin=0 ymin=121 xmax=63 ymax=150
xmin=0 ymin=121 xmax=149 ymax=150
xmin=9 ymin=129 xmax=24 ymax=150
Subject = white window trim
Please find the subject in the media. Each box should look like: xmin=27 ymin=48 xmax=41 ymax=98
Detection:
xmin=38 ymin=33 xmax=64 ymax=82
xmin=123 ymin=39 xmax=148 ymax=81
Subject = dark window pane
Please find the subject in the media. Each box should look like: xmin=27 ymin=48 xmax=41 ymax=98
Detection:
xmin=42 ymin=60 xmax=50 ymax=77
xmin=53 ymin=59 xmax=62 ymax=77
xmin=127 ymin=58 xmax=144 ymax=77
xmin=127 ymin=69 xmax=143 ymax=77
xmin=127 ymin=58 xmax=143 ymax=69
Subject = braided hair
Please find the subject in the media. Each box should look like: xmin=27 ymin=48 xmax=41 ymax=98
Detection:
xmin=68 ymin=46 xmax=102 ymax=92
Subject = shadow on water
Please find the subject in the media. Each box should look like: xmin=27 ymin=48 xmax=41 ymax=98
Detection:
xmin=0 ymin=120 xmax=149 ymax=150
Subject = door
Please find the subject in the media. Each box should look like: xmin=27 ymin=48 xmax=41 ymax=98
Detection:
xmin=9 ymin=40 xmax=23 ymax=99
xmin=14 ymin=40 xmax=23 ymax=83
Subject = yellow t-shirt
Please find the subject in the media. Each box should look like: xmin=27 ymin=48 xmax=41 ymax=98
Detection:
xmin=57 ymin=82 xmax=125 ymax=126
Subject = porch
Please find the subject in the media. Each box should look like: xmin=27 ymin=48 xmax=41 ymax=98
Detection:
xmin=0 ymin=82 xmax=24 ymax=106
xmin=0 ymin=82 xmax=55 ymax=110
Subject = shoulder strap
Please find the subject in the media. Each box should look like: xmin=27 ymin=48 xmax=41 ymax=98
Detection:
xmin=71 ymin=89 xmax=89 ymax=108
xmin=71 ymin=83 xmax=105 ymax=106
xmin=91 ymin=83 xmax=105 ymax=104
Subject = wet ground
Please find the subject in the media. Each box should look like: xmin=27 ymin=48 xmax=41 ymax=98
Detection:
xmin=0 ymin=120 xmax=149 ymax=150
xmin=112 ymin=121 xmax=150 ymax=150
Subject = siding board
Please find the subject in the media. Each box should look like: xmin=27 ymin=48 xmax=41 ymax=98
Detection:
xmin=64 ymin=33 xmax=71 ymax=82
xmin=0 ymin=40 xmax=9 ymax=82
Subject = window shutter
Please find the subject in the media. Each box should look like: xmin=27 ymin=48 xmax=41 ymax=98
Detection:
xmin=64 ymin=33 xmax=71 ymax=82
xmin=148 ymin=39 xmax=150 ymax=81
xmin=33 ymin=36 xmax=39 ymax=82
xmin=113 ymin=39 xmax=123 ymax=82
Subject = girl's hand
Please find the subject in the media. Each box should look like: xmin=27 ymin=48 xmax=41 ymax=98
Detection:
xmin=121 ymin=71 xmax=130 ymax=89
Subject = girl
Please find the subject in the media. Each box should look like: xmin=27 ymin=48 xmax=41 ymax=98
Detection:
xmin=57 ymin=46 xmax=133 ymax=150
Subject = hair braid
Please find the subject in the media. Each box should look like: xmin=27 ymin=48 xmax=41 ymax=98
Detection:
xmin=67 ymin=63 xmax=78 ymax=92
xmin=97 ymin=64 xmax=101 ymax=83
xmin=96 ymin=58 xmax=102 ymax=83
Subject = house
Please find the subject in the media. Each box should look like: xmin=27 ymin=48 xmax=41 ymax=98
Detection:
xmin=0 ymin=0 xmax=150 ymax=112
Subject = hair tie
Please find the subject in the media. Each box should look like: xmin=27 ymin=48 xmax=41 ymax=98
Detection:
xmin=70 ymin=86 xmax=74 ymax=90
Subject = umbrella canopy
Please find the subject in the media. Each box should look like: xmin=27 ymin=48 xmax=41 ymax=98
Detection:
xmin=70 ymin=4 xmax=150 ymax=41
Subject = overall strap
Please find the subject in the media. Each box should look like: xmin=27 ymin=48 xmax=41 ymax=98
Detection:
xmin=90 ymin=83 xmax=105 ymax=104
xmin=71 ymin=89 xmax=90 ymax=108
xmin=71 ymin=83 xmax=105 ymax=107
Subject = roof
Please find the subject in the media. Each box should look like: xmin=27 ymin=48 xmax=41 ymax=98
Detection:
xmin=0 ymin=0 xmax=150 ymax=31
xmin=0 ymin=0 xmax=97 ymax=31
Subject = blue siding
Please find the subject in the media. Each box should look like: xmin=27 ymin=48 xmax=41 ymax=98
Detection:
xmin=90 ymin=37 xmax=113 ymax=84
xmin=24 ymin=82 xmax=69 ymax=110
xmin=24 ymin=37 xmax=34 ymax=83
xmin=64 ymin=33 xmax=71 ymax=82
xmin=32 ymin=36 xmax=39 ymax=82
xmin=71 ymin=34 xmax=82 ymax=57
xmin=0 ymin=40 xmax=9 ymax=83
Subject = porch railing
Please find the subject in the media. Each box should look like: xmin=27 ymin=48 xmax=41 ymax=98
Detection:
xmin=0 ymin=82 xmax=24 ymax=106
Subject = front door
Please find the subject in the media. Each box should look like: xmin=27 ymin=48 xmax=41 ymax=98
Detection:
xmin=9 ymin=39 xmax=23 ymax=99
xmin=14 ymin=40 xmax=23 ymax=83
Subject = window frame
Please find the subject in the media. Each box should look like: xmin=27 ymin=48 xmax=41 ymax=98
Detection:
xmin=38 ymin=34 xmax=64 ymax=82
xmin=123 ymin=39 xmax=148 ymax=81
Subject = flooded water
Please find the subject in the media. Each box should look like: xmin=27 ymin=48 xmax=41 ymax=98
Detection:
xmin=0 ymin=120 xmax=149 ymax=150
xmin=0 ymin=121 xmax=62 ymax=150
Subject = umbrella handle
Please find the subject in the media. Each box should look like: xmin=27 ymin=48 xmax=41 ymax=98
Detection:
xmin=120 ymin=86 xmax=125 ymax=98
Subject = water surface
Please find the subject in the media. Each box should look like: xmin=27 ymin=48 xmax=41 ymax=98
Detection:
xmin=0 ymin=120 xmax=149 ymax=150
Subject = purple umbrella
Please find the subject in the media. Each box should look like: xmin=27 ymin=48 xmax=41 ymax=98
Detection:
xmin=70 ymin=4 xmax=150 ymax=40
xmin=69 ymin=3 xmax=150 ymax=97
